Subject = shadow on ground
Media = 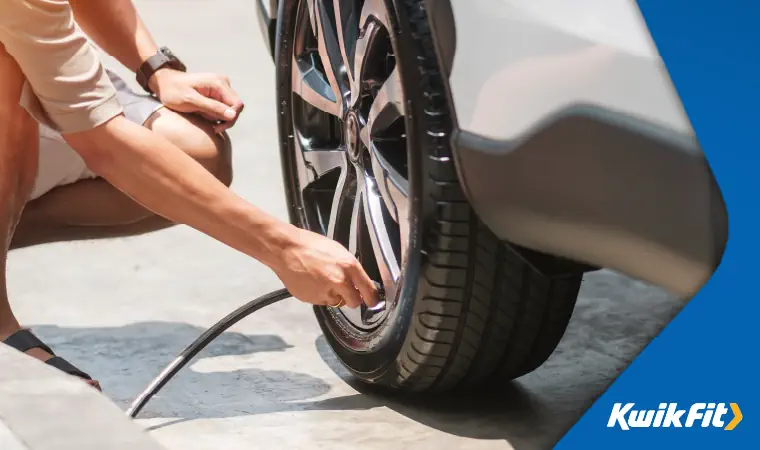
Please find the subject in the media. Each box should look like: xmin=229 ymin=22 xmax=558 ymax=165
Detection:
xmin=309 ymin=272 xmax=685 ymax=447
xmin=28 ymin=322 xmax=542 ymax=443
xmin=31 ymin=322 xmax=332 ymax=420
xmin=312 ymin=334 xmax=550 ymax=443
xmin=26 ymin=272 xmax=682 ymax=448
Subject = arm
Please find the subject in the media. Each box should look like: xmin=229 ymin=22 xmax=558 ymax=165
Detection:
xmin=1 ymin=0 xmax=378 ymax=307
xmin=64 ymin=117 xmax=289 ymax=269
xmin=69 ymin=0 xmax=156 ymax=74
xmin=69 ymin=0 xmax=244 ymax=133
xmin=0 ymin=0 xmax=122 ymax=133
xmin=66 ymin=116 xmax=379 ymax=308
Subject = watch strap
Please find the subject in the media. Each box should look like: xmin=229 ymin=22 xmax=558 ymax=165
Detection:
xmin=136 ymin=47 xmax=186 ymax=94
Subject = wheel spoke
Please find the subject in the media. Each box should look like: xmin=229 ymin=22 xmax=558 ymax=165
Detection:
xmin=358 ymin=171 xmax=401 ymax=301
xmin=306 ymin=0 xmax=318 ymax=35
xmin=292 ymin=132 xmax=314 ymax=193
xmin=326 ymin=157 xmax=356 ymax=243
xmin=347 ymin=188 xmax=362 ymax=255
xmin=350 ymin=0 xmax=389 ymax=107
xmin=359 ymin=120 xmax=370 ymax=149
xmin=350 ymin=20 xmax=379 ymax=107
xmin=292 ymin=54 xmax=340 ymax=116
xmin=338 ymin=190 xmax=364 ymax=328
xmin=368 ymin=141 xmax=409 ymax=266
xmin=368 ymin=143 xmax=408 ymax=223
xmin=302 ymin=148 xmax=346 ymax=181
xmin=368 ymin=68 xmax=405 ymax=135
xmin=313 ymin=0 xmax=347 ymax=111
xmin=332 ymin=0 xmax=360 ymax=82
xmin=360 ymin=0 xmax=391 ymax=30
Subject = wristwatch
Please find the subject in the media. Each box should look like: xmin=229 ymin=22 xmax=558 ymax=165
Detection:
xmin=136 ymin=46 xmax=187 ymax=95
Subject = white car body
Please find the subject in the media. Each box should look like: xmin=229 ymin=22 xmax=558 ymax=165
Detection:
xmin=447 ymin=0 xmax=694 ymax=141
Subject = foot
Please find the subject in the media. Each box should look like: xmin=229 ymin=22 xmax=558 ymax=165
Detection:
xmin=1 ymin=328 xmax=101 ymax=391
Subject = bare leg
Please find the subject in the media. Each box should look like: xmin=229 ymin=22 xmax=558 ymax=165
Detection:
xmin=10 ymin=108 xmax=233 ymax=248
xmin=0 ymin=47 xmax=40 ymax=347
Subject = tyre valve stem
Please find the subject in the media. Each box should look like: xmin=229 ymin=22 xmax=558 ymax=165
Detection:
xmin=370 ymin=281 xmax=386 ymax=311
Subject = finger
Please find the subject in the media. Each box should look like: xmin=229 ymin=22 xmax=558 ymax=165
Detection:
xmin=347 ymin=262 xmax=380 ymax=307
xmin=187 ymin=91 xmax=238 ymax=122
xmin=202 ymin=78 xmax=244 ymax=133
xmin=337 ymin=284 xmax=363 ymax=309
xmin=323 ymin=289 xmax=347 ymax=308
xmin=215 ymin=80 xmax=243 ymax=108
xmin=196 ymin=78 xmax=242 ymax=122
xmin=214 ymin=102 xmax=245 ymax=134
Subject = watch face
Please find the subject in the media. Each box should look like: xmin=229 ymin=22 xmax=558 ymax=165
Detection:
xmin=159 ymin=47 xmax=185 ymax=72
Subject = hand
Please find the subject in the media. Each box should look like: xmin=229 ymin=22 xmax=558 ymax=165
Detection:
xmin=271 ymin=228 xmax=380 ymax=309
xmin=149 ymin=69 xmax=244 ymax=134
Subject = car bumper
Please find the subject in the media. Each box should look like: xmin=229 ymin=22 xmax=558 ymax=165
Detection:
xmin=452 ymin=105 xmax=727 ymax=297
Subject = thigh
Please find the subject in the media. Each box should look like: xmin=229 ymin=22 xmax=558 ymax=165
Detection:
xmin=144 ymin=106 xmax=230 ymax=168
xmin=30 ymin=71 xmax=164 ymax=201
xmin=105 ymin=69 xmax=224 ymax=163
xmin=0 ymin=44 xmax=25 ymax=105
xmin=30 ymin=70 xmax=229 ymax=200
xmin=0 ymin=45 xmax=38 ymax=201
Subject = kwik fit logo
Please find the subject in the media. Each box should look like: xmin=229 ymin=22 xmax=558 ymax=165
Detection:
xmin=607 ymin=402 xmax=743 ymax=431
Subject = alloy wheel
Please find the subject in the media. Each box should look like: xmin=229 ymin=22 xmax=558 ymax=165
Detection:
xmin=289 ymin=0 xmax=409 ymax=331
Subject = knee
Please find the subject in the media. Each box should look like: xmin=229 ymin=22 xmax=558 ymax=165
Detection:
xmin=210 ymin=131 xmax=233 ymax=187
xmin=147 ymin=110 xmax=233 ymax=187
xmin=187 ymin=127 xmax=233 ymax=187
xmin=189 ymin=128 xmax=234 ymax=187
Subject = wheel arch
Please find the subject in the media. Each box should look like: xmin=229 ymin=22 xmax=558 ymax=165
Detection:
xmin=452 ymin=105 xmax=728 ymax=298
xmin=412 ymin=0 xmax=594 ymax=278
xmin=408 ymin=0 xmax=728 ymax=295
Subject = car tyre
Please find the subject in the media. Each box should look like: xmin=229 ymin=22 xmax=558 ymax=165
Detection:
xmin=275 ymin=0 xmax=583 ymax=391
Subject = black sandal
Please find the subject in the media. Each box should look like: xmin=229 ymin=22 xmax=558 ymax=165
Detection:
xmin=2 ymin=329 xmax=101 ymax=390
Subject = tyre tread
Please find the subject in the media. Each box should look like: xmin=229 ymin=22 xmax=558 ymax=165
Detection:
xmin=391 ymin=0 xmax=583 ymax=391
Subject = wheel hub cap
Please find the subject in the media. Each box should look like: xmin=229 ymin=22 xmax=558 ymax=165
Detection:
xmin=345 ymin=112 xmax=362 ymax=163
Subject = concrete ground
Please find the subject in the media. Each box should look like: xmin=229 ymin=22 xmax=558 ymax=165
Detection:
xmin=0 ymin=344 xmax=165 ymax=450
xmin=6 ymin=0 xmax=684 ymax=449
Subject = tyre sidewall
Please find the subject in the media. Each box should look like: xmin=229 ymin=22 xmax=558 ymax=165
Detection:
xmin=275 ymin=0 xmax=435 ymax=385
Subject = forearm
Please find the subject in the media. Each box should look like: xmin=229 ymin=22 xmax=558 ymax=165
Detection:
xmin=69 ymin=0 xmax=157 ymax=73
xmin=64 ymin=116 xmax=294 ymax=270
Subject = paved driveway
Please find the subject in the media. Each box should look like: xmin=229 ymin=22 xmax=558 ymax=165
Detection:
xmin=7 ymin=1 xmax=682 ymax=449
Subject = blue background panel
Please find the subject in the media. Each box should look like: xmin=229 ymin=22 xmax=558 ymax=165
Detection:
xmin=557 ymin=0 xmax=759 ymax=448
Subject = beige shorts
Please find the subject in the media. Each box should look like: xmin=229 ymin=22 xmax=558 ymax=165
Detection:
xmin=30 ymin=70 xmax=163 ymax=201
